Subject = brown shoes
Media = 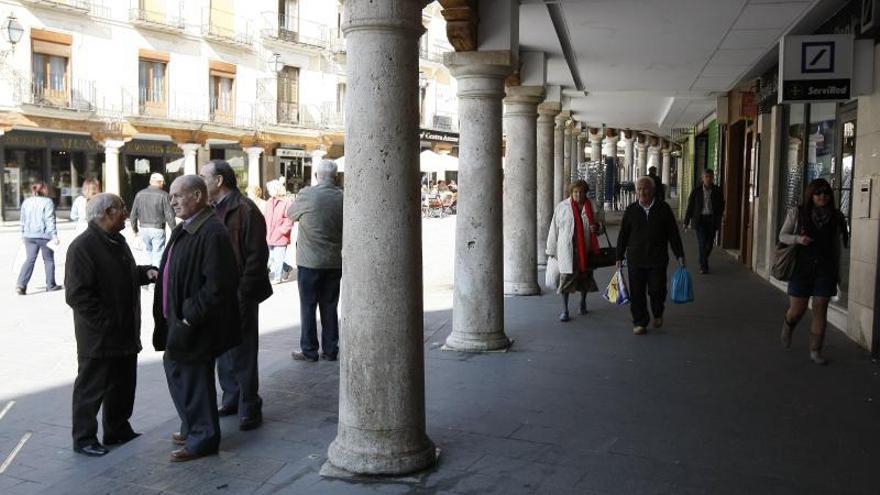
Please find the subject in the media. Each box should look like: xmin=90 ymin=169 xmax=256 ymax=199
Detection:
xmin=169 ymin=447 xmax=204 ymax=462
xmin=633 ymin=326 xmax=647 ymax=335
xmin=170 ymin=432 xmax=186 ymax=446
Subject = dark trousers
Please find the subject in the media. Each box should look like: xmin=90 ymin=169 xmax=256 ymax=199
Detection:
xmin=217 ymin=300 xmax=261 ymax=418
xmin=71 ymin=354 xmax=137 ymax=448
xmin=163 ymin=355 xmax=220 ymax=455
xmin=17 ymin=238 xmax=55 ymax=289
xmin=695 ymin=215 xmax=717 ymax=271
xmin=628 ymin=265 xmax=668 ymax=327
xmin=297 ymin=266 xmax=342 ymax=359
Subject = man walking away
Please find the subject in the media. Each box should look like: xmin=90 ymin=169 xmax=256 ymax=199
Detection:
xmin=199 ymin=159 xmax=271 ymax=431
xmin=616 ymin=176 xmax=685 ymax=335
xmin=66 ymin=193 xmax=158 ymax=456
xmin=153 ymin=175 xmax=241 ymax=462
xmin=288 ymin=160 xmax=343 ymax=362
xmin=684 ymin=169 xmax=725 ymax=274
xmin=130 ymin=173 xmax=177 ymax=268
xmin=648 ymin=166 xmax=666 ymax=201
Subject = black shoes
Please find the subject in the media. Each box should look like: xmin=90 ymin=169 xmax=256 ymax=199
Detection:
xmin=15 ymin=287 xmax=25 ymax=295
xmin=74 ymin=442 xmax=109 ymax=457
xmin=46 ymin=285 xmax=62 ymax=292
xmin=291 ymin=351 xmax=318 ymax=362
xmin=320 ymin=353 xmax=338 ymax=361
xmin=239 ymin=414 xmax=263 ymax=431
xmin=103 ymin=432 xmax=141 ymax=446
xmin=218 ymin=405 xmax=238 ymax=417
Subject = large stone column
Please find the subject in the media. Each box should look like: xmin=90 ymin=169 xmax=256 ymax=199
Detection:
xmin=537 ymin=102 xmax=560 ymax=267
xmin=179 ymin=143 xmax=200 ymax=175
xmin=635 ymin=135 xmax=648 ymax=178
xmin=576 ymin=131 xmax=586 ymax=181
xmin=602 ymin=130 xmax=619 ymax=210
xmin=244 ymin=146 xmax=263 ymax=189
xmin=661 ymin=145 xmax=671 ymax=191
xmin=647 ymin=137 xmax=661 ymax=173
xmin=102 ymin=140 xmax=125 ymax=195
xmin=570 ymin=125 xmax=580 ymax=183
xmin=589 ymin=128 xmax=602 ymax=164
xmin=562 ymin=120 xmax=573 ymax=190
xmin=503 ymin=86 xmax=543 ymax=295
xmin=622 ymin=131 xmax=634 ymax=205
xmin=327 ymin=0 xmax=435 ymax=476
xmin=444 ymin=50 xmax=512 ymax=352
xmin=553 ymin=113 xmax=566 ymax=204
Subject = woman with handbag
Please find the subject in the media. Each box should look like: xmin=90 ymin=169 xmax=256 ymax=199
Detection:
xmin=546 ymin=180 xmax=604 ymax=321
xmin=779 ymin=178 xmax=848 ymax=365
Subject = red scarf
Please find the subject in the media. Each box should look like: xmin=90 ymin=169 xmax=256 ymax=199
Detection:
xmin=571 ymin=198 xmax=600 ymax=272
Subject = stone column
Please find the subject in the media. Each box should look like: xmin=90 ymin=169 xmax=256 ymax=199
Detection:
xmin=537 ymin=102 xmax=560 ymax=267
xmin=635 ymin=135 xmax=647 ymax=178
xmin=503 ymin=85 xmax=543 ymax=295
xmin=326 ymin=0 xmax=435 ymax=476
xmin=562 ymin=120 xmax=573 ymax=190
xmin=553 ymin=113 xmax=566 ymax=204
xmin=244 ymin=146 xmax=263 ymax=189
xmin=622 ymin=131 xmax=634 ymax=205
xmin=444 ymin=50 xmax=512 ymax=352
xmin=589 ymin=129 xmax=602 ymax=164
xmin=602 ymin=130 xmax=619 ymax=210
xmin=570 ymin=125 xmax=580 ymax=183
xmin=661 ymin=146 xmax=671 ymax=190
xmin=576 ymin=131 xmax=586 ymax=181
xmin=310 ymin=149 xmax=327 ymax=185
xmin=102 ymin=140 xmax=125 ymax=195
xmin=179 ymin=143 xmax=200 ymax=175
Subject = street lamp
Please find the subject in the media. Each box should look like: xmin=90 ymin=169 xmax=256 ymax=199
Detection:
xmin=3 ymin=13 xmax=23 ymax=50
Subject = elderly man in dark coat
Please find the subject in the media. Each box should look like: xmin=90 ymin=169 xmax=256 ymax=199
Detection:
xmin=153 ymin=175 xmax=241 ymax=462
xmin=199 ymin=159 xmax=271 ymax=431
xmin=65 ymin=193 xmax=158 ymax=456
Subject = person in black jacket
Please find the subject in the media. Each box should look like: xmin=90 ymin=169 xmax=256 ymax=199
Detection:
xmin=199 ymin=159 xmax=271 ymax=431
xmin=65 ymin=193 xmax=158 ymax=457
xmin=616 ymin=177 xmax=686 ymax=335
xmin=684 ymin=169 xmax=725 ymax=274
xmin=153 ymin=175 xmax=241 ymax=462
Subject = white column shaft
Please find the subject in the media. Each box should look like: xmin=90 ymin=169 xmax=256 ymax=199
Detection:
xmin=553 ymin=116 xmax=565 ymax=204
xmin=179 ymin=143 xmax=200 ymax=175
xmin=102 ymin=140 xmax=125 ymax=195
xmin=536 ymin=103 xmax=559 ymax=267
xmin=244 ymin=146 xmax=263 ymax=189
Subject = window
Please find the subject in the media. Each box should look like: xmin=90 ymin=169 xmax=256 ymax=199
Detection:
xmin=138 ymin=58 xmax=167 ymax=116
xmin=32 ymin=53 xmax=68 ymax=106
xmin=208 ymin=60 xmax=236 ymax=124
xmin=277 ymin=66 xmax=299 ymax=124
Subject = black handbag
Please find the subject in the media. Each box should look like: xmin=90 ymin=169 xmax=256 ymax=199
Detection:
xmin=771 ymin=208 xmax=801 ymax=281
xmin=588 ymin=230 xmax=617 ymax=269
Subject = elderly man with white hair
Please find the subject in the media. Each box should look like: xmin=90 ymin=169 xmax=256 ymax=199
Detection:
xmin=65 ymin=193 xmax=158 ymax=456
xmin=129 ymin=172 xmax=177 ymax=268
xmin=287 ymin=160 xmax=344 ymax=362
xmin=616 ymin=176 xmax=685 ymax=335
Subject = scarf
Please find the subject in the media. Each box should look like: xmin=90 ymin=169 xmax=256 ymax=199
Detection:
xmin=571 ymin=199 xmax=601 ymax=272
xmin=811 ymin=205 xmax=832 ymax=229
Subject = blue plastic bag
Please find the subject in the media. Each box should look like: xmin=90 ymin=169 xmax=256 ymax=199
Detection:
xmin=670 ymin=266 xmax=694 ymax=304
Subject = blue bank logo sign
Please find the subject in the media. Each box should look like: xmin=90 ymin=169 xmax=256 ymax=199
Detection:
xmin=779 ymin=34 xmax=853 ymax=103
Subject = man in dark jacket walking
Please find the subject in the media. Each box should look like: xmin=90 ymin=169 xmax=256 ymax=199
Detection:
xmin=130 ymin=173 xmax=177 ymax=268
xmin=616 ymin=176 xmax=685 ymax=335
xmin=199 ymin=159 xmax=271 ymax=431
xmin=65 ymin=193 xmax=158 ymax=456
xmin=684 ymin=169 xmax=725 ymax=274
xmin=153 ymin=175 xmax=240 ymax=462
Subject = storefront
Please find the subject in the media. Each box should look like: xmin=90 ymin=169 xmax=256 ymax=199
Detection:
xmin=120 ymin=140 xmax=183 ymax=208
xmin=0 ymin=130 xmax=102 ymax=221
xmin=276 ymin=147 xmax=311 ymax=193
xmin=420 ymin=129 xmax=459 ymax=183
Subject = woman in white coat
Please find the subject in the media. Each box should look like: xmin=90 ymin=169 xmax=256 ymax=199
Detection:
xmin=546 ymin=180 xmax=605 ymax=321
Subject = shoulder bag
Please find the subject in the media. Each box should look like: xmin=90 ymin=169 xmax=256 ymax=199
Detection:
xmin=771 ymin=209 xmax=801 ymax=281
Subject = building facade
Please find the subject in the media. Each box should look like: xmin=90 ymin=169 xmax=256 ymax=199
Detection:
xmin=0 ymin=0 xmax=458 ymax=219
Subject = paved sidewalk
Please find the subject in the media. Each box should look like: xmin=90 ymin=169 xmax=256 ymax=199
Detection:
xmin=1 ymin=217 xmax=879 ymax=494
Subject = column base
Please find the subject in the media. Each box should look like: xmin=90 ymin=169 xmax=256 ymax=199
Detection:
xmin=327 ymin=432 xmax=437 ymax=476
xmin=443 ymin=332 xmax=511 ymax=352
xmin=504 ymin=281 xmax=541 ymax=296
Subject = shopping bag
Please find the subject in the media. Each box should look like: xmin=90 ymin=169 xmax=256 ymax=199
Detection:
xmin=545 ymin=256 xmax=560 ymax=292
xmin=670 ymin=266 xmax=694 ymax=304
xmin=603 ymin=268 xmax=630 ymax=305
xmin=771 ymin=242 xmax=798 ymax=281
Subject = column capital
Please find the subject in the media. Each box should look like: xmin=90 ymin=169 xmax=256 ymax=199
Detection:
xmin=503 ymin=85 xmax=545 ymax=104
xmin=102 ymin=139 xmax=126 ymax=151
xmin=576 ymin=132 xmax=586 ymax=143
xmin=588 ymin=129 xmax=604 ymax=144
xmin=178 ymin=143 xmax=201 ymax=153
xmin=446 ymin=51 xmax=512 ymax=100
xmin=537 ymin=101 xmax=561 ymax=117
xmin=343 ymin=0 xmax=427 ymax=37
xmin=243 ymin=146 xmax=264 ymax=156
xmin=634 ymin=141 xmax=647 ymax=151
xmin=554 ymin=110 xmax=570 ymax=128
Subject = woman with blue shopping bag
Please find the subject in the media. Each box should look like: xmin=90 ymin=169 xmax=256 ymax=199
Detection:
xmin=615 ymin=177 xmax=686 ymax=335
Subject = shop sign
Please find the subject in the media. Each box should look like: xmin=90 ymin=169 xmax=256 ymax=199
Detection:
xmin=1 ymin=132 xmax=102 ymax=151
xmin=779 ymin=34 xmax=853 ymax=103
xmin=419 ymin=129 xmax=459 ymax=144
xmin=125 ymin=141 xmax=177 ymax=155
xmin=277 ymin=148 xmax=307 ymax=158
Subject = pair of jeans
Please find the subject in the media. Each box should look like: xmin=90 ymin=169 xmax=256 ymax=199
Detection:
xmin=269 ymin=245 xmax=288 ymax=281
xmin=139 ymin=228 xmax=166 ymax=268
xmin=628 ymin=265 xmax=668 ymax=327
xmin=17 ymin=238 xmax=55 ymax=289
xmin=297 ymin=266 xmax=342 ymax=359
xmin=695 ymin=215 xmax=716 ymax=271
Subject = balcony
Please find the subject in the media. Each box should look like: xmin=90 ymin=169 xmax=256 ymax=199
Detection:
xmin=129 ymin=1 xmax=185 ymax=33
xmin=201 ymin=7 xmax=253 ymax=49
xmin=117 ymin=88 xmax=256 ymax=129
xmin=261 ymin=13 xmax=329 ymax=51
xmin=255 ymin=98 xmax=343 ymax=130
xmin=18 ymin=0 xmax=91 ymax=14
xmin=26 ymin=79 xmax=97 ymax=112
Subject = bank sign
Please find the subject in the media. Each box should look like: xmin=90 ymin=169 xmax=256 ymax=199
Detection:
xmin=779 ymin=34 xmax=853 ymax=103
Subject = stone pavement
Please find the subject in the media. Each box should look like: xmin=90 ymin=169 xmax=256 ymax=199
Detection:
xmin=1 ymin=215 xmax=879 ymax=494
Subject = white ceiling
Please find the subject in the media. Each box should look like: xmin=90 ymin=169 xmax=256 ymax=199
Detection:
xmin=518 ymin=0 xmax=821 ymax=136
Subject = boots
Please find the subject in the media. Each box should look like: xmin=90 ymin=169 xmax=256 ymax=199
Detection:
xmin=781 ymin=316 xmax=796 ymax=349
xmin=809 ymin=332 xmax=827 ymax=365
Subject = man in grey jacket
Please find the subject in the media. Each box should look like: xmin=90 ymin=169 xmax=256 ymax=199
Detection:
xmin=288 ymin=160 xmax=343 ymax=362
xmin=129 ymin=173 xmax=177 ymax=268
